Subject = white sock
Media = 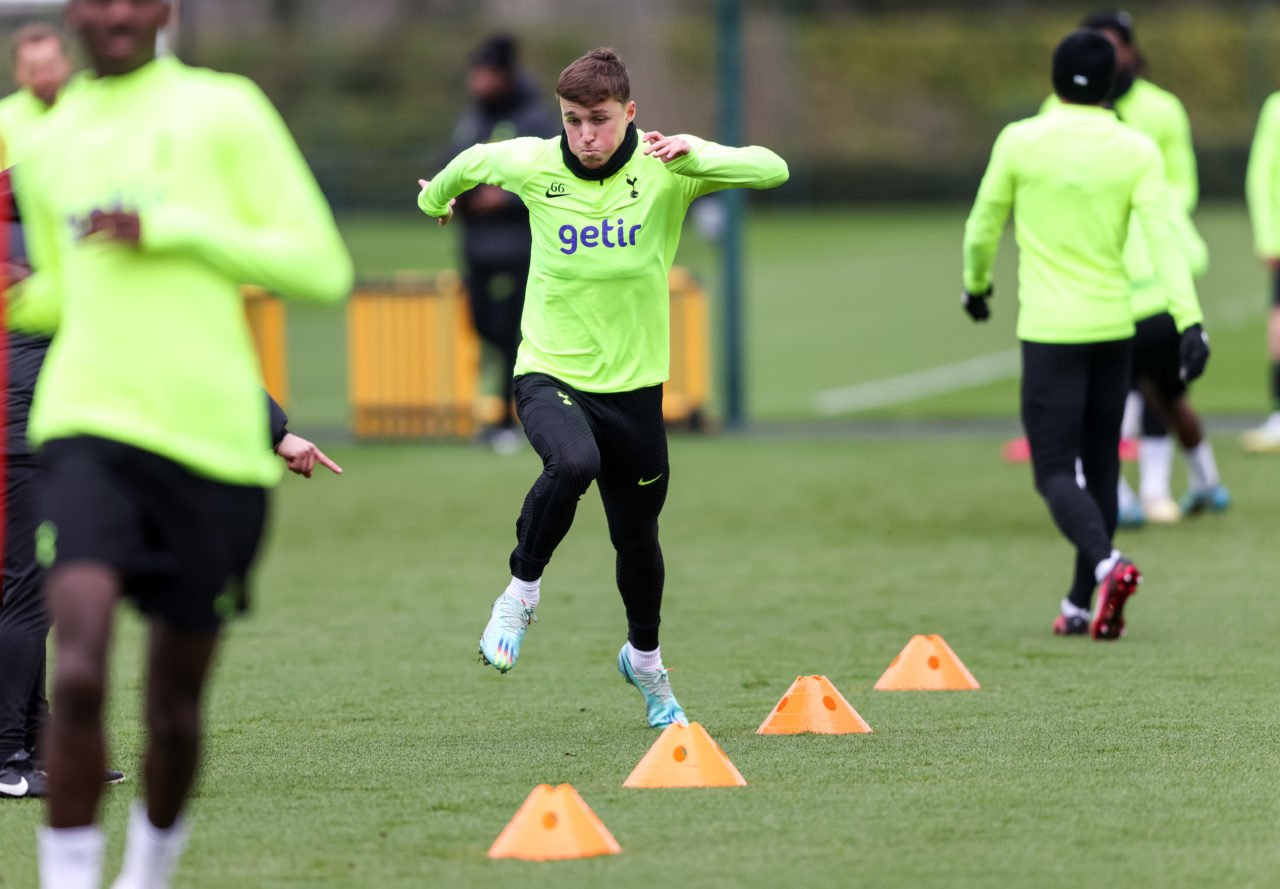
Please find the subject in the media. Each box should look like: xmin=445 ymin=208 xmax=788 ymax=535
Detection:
xmin=505 ymin=577 xmax=540 ymax=609
xmin=1074 ymin=457 xmax=1086 ymax=489
xmin=1094 ymin=549 xmax=1122 ymax=584
xmin=1117 ymin=475 xmax=1139 ymax=513
xmin=112 ymin=802 xmax=190 ymax=889
xmin=39 ymin=825 xmax=104 ymax=889
xmin=1120 ymin=392 xmax=1143 ymax=440
xmin=1060 ymin=597 xmax=1091 ymax=620
xmin=626 ymin=642 xmax=662 ymax=672
xmin=1183 ymin=442 xmax=1220 ymax=492
xmin=1138 ymin=436 xmax=1175 ymax=501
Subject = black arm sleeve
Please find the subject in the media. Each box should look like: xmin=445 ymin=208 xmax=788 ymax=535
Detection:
xmin=267 ymin=392 xmax=288 ymax=449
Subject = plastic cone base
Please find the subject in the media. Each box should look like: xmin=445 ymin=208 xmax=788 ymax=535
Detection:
xmin=757 ymin=675 xmax=872 ymax=734
xmin=874 ymin=634 xmax=980 ymax=691
xmin=488 ymin=784 xmax=622 ymax=860
xmin=623 ymin=722 xmax=747 ymax=788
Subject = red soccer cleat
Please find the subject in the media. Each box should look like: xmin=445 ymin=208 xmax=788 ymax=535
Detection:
xmin=1090 ymin=558 xmax=1141 ymax=640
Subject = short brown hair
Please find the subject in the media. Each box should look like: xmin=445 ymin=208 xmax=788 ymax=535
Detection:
xmin=556 ymin=47 xmax=630 ymax=106
xmin=12 ymin=23 xmax=65 ymax=61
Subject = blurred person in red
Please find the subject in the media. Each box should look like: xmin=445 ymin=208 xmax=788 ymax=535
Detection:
xmin=0 ymin=23 xmax=339 ymax=805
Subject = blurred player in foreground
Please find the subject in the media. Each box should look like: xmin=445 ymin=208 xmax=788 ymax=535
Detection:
xmin=418 ymin=47 xmax=787 ymax=726
xmin=962 ymin=30 xmax=1208 ymax=639
xmin=5 ymin=1 xmax=352 ymax=886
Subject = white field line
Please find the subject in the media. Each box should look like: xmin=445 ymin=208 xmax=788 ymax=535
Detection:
xmin=814 ymin=349 xmax=1021 ymax=415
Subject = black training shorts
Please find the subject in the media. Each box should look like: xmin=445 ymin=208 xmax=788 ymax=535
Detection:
xmin=38 ymin=436 xmax=267 ymax=632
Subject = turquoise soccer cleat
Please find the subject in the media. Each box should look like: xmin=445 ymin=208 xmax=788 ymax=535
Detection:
xmin=478 ymin=593 xmax=536 ymax=673
xmin=1180 ymin=484 xmax=1230 ymax=517
xmin=617 ymin=645 xmax=688 ymax=728
xmin=1116 ymin=499 xmax=1145 ymax=529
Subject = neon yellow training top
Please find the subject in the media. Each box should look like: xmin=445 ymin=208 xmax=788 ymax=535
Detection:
xmin=9 ymin=57 xmax=353 ymax=486
xmin=1045 ymin=81 xmax=1208 ymax=320
xmin=964 ymin=103 xmax=1201 ymax=343
xmin=0 ymin=87 xmax=58 ymax=166
xmin=1246 ymin=92 xmax=1280 ymax=259
xmin=419 ymin=129 xmax=788 ymax=393
xmin=1113 ymin=80 xmax=1207 ymax=318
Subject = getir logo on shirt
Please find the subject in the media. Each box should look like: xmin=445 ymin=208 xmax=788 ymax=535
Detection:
xmin=558 ymin=218 xmax=642 ymax=255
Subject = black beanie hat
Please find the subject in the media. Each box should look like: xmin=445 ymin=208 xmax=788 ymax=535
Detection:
xmin=1052 ymin=29 xmax=1116 ymax=104
xmin=470 ymin=35 xmax=516 ymax=72
xmin=1081 ymin=9 xmax=1135 ymax=46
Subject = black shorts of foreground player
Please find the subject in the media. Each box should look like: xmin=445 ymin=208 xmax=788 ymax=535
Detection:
xmin=961 ymin=30 xmax=1208 ymax=640
xmin=418 ymin=47 xmax=787 ymax=727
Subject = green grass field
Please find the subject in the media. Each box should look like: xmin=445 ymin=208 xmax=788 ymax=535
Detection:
xmin=282 ymin=203 xmax=1274 ymax=429
xmin=2 ymin=206 xmax=1278 ymax=887
xmin=1 ymin=436 xmax=1278 ymax=888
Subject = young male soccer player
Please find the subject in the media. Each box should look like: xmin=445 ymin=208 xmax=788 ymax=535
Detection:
xmin=1081 ymin=9 xmax=1225 ymax=522
xmin=962 ymin=30 xmax=1208 ymax=639
xmin=1041 ymin=10 xmax=1224 ymax=525
xmin=1244 ymin=76 xmax=1280 ymax=452
xmin=6 ymin=1 xmax=352 ymax=886
xmin=418 ymin=47 xmax=787 ymax=725
xmin=1086 ymin=9 xmax=1223 ymax=524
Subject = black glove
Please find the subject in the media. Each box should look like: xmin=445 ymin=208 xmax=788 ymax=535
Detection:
xmin=962 ymin=285 xmax=992 ymax=322
xmin=1179 ymin=323 xmax=1210 ymax=383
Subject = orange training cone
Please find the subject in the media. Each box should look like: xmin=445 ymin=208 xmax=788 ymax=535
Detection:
xmin=756 ymin=675 xmax=872 ymax=734
xmin=873 ymin=634 xmax=980 ymax=691
xmin=487 ymin=784 xmax=622 ymax=861
xmin=623 ymin=722 xmax=747 ymax=788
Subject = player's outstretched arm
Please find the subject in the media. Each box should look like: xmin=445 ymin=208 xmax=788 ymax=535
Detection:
xmin=653 ymin=131 xmax=788 ymax=198
xmin=138 ymin=81 xmax=353 ymax=304
xmin=275 ymin=432 xmax=342 ymax=479
xmin=1133 ymin=151 xmax=1203 ymax=336
xmin=416 ymin=180 xmax=455 ymax=226
xmin=417 ymin=139 xmax=532 ymax=222
xmin=1246 ymin=94 xmax=1280 ymax=262
xmin=962 ymin=128 xmax=1015 ymax=302
xmin=1163 ymin=96 xmax=1198 ymax=214
xmin=264 ymin=394 xmax=342 ymax=478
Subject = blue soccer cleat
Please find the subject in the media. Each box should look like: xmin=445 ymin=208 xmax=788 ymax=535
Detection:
xmin=1180 ymin=484 xmax=1230 ymax=517
xmin=1116 ymin=500 xmax=1145 ymax=529
xmin=617 ymin=645 xmax=688 ymax=728
xmin=478 ymin=593 xmax=536 ymax=673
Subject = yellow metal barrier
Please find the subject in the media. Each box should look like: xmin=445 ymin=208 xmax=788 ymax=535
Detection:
xmin=348 ymin=272 xmax=480 ymax=438
xmin=664 ymin=267 xmax=711 ymax=429
xmin=346 ymin=268 xmax=710 ymax=440
xmin=242 ymin=286 xmax=289 ymax=407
